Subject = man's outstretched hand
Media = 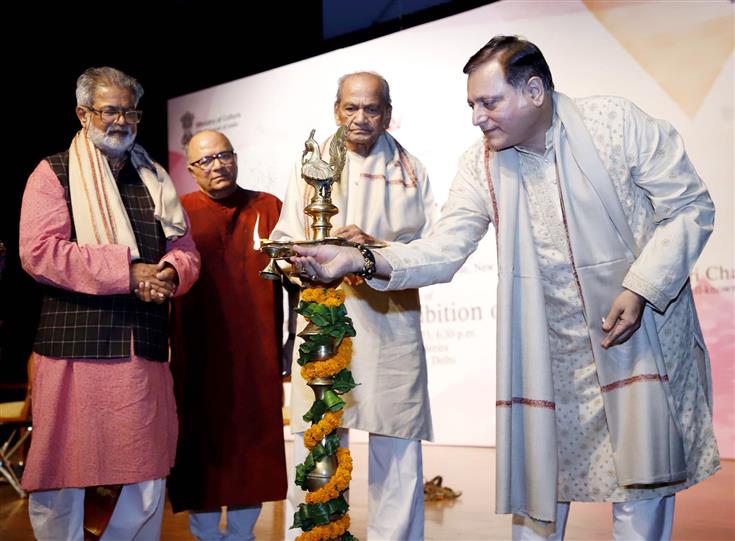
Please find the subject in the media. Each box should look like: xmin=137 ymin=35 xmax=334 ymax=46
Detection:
xmin=333 ymin=224 xmax=378 ymax=286
xmin=290 ymin=244 xmax=363 ymax=284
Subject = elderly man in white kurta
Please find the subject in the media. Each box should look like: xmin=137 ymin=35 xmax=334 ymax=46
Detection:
xmin=291 ymin=37 xmax=720 ymax=541
xmin=271 ymin=71 xmax=436 ymax=540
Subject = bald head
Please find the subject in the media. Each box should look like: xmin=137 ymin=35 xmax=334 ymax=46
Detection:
xmin=186 ymin=130 xmax=231 ymax=161
xmin=187 ymin=130 xmax=238 ymax=200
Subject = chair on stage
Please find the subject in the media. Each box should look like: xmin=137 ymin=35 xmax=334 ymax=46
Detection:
xmin=0 ymin=354 xmax=33 ymax=498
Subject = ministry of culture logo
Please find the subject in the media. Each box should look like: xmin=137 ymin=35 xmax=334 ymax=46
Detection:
xmin=180 ymin=111 xmax=194 ymax=148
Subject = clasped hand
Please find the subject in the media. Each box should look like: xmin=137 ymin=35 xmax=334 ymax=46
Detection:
xmin=130 ymin=261 xmax=178 ymax=304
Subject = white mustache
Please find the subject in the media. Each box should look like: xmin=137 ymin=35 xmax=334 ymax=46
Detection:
xmin=107 ymin=127 xmax=132 ymax=136
xmin=87 ymin=122 xmax=135 ymax=157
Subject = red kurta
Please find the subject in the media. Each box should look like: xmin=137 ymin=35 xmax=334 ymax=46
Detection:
xmin=167 ymin=188 xmax=287 ymax=512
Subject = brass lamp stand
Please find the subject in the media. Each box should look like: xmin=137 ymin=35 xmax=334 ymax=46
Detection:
xmin=260 ymin=128 xmax=358 ymax=539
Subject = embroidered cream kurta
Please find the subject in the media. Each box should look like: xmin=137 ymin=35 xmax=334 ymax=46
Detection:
xmin=271 ymin=133 xmax=436 ymax=441
xmin=371 ymin=95 xmax=719 ymax=518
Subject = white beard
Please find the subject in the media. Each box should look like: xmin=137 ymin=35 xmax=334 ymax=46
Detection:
xmin=87 ymin=122 xmax=136 ymax=158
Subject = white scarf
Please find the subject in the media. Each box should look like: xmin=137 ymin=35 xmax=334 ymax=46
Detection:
xmin=68 ymin=130 xmax=187 ymax=259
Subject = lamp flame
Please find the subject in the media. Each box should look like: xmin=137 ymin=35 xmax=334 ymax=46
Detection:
xmin=253 ymin=213 xmax=261 ymax=250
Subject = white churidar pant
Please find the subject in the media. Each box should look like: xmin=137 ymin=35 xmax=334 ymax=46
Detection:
xmin=512 ymin=495 xmax=675 ymax=540
xmin=28 ymin=478 xmax=166 ymax=541
xmin=188 ymin=505 xmax=262 ymax=540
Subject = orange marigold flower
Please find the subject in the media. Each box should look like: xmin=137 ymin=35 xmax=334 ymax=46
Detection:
xmin=301 ymin=337 xmax=352 ymax=379
xmin=305 ymin=448 xmax=353 ymax=504
xmin=304 ymin=410 xmax=344 ymax=449
xmin=301 ymin=288 xmax=325 ymax=303
xmin=301 ymin=287 xmax=345 ymax=306
xmin=295 ymin=514 xmax=350 ymax=541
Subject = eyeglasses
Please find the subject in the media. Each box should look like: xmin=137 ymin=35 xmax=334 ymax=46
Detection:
xmin=85 ymin=106 xmax=143 ymax=124
xmin=189 ymin=150 xmax=236 ymax=170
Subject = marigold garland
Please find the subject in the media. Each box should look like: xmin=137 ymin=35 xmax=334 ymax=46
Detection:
xmin=295 ymin=514 xmax=350 ymax=541
xmin=304 ymin=410 xmax=344 ymax=449
xmin=305 ymin=447 xmax=353 ymax=504
xmin=301 ymin=287 xmax=346 ymax=307
xmin=296 ymin=286 xmax=356 ymax=541
xmin=301 ymin=337 xmax=352 ymax=379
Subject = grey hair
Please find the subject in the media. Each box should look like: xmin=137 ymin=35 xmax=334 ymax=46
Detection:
xmin=335 ymin=71 xmax=392 ymax=110
xmin=75 ymin=67 xmax=144 ymax=107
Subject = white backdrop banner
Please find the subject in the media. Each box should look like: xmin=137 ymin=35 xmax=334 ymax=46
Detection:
xmin=168 ymin=0 xmax=734 ymax=455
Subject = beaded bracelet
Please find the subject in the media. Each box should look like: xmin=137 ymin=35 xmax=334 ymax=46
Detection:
xmin=354 ymin=244 xmax=376 ymax=279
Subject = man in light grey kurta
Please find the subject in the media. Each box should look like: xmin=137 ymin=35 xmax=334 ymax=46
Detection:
xmin=271 ymin=71 xmax=436 ymax=540
xmin=291 ymin=37 xmax=719 ymax=540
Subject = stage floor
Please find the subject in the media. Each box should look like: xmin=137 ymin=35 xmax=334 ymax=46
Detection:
xmin=1 ymin=443 xmax=732 ymax=540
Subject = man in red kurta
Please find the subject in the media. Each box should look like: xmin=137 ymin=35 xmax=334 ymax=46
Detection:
xmin=167 ymin=130 xmax=290 ymax=540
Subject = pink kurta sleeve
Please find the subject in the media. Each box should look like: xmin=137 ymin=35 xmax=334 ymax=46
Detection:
xmin=161 ymin=214 xmax=200 ymax=296
xmin=19 ymin=160 xmax=132 ymax=295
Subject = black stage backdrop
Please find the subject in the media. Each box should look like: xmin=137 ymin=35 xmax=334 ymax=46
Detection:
xmin=0 ymin=0 xmax=492 ymax=382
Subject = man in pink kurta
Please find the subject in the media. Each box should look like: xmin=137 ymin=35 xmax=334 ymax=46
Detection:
xmin=18 ymin=67 xmax=200 ymax=541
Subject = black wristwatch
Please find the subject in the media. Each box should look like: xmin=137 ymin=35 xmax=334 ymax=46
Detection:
xmin=354 ymin=244 xmax=376 ymax=279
